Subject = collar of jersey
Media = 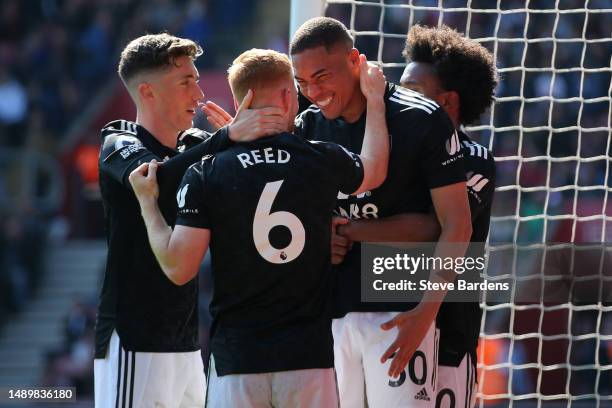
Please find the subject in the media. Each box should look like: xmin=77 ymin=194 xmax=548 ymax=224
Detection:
xmin=135 ymin=124 xmax=179 ymax=158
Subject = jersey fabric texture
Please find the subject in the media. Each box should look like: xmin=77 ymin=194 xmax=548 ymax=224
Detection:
xmin=296 ymin=83 xmax=466 ymax=317
xmin=175 ymin=132 xmax=364 ymax=376
xmin=95 ymin=120 xmax=231 ymax=358
xmin=436 ymin=130 xmax=496 ymax=367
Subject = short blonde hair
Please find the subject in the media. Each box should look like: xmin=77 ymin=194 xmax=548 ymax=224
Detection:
xmin=227 ymin=49 xmax=293 ymax=103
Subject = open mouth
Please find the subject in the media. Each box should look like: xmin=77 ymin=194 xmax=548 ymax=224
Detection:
xmin=316 ymin=96 xmax=333 ymax=108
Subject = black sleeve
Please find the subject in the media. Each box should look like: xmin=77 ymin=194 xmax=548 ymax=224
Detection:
xmin=99 ymin=126 xmax=232 ymax=198
xmin=419 ymin=110 xmax=466 ymax=189
xmin=466 ymin=153 xmax=496 ymax=221
xmin=175 ymin=162 xmax=211 ymax=229
xmin=156 ymin=126 xmax=232 ymax=199
xmin=322 ymin=142 xmax=364 ymax=195
xmin=294 ymin=109 xmax=314 ymax=141
xmin=99 ymin=133 xmax=158 ymax=185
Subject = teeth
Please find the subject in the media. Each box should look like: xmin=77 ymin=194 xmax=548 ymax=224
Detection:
xmin=316 ymin=96 xmax=332 ymax=108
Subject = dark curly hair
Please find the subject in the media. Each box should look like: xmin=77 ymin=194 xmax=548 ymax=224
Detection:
xmin=403 ymin=25 xmax=498 ymax=125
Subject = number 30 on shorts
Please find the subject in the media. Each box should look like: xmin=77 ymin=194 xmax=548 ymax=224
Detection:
xmin=253 ymin=180 xmax=305 ymax=264
xmin=388 ymin=350 xmax=427 ymax=388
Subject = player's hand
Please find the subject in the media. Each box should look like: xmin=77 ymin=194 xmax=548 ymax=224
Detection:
xmin=228 ymin=89 xmax=288 ymax=142
xmin=201 ymin=101 xmax=233 ymax=130
xmin=358 ymin=54 xmax=386 ymax=103
xmin=380 ymin=302 xmax=438 ymax=378
xmin=129 ymin=160 xmax=160 ymax=202
xmin=331 ymin=216 xmax=352 ymax=265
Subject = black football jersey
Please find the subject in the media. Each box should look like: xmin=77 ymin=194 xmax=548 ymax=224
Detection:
xmin=175 ymin=132 xmax=364 ymax=376
xmin=95 ymin=120 xmax=231 ymax=358
xmin=436 ymin=130 xmax=496 ymax=366
xmin=296 ymin=83 xmax=466 ymax=316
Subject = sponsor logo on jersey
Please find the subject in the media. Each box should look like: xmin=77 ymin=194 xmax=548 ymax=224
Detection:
xmin=177 ymin=184 xmax=189 ymax=208
xmin=337 ymin=190 xmax=370 ymax=200
xmin=337 ymin=202 xmax=379 ymax=219
xmin=446 ymin=130 xmax=461 ymax=156
xmin=466 ymin=172 xmax=489 ymax=204
xmin=466 ymin=173 xmax=489 ymax=192
xmin=414 ymin=387 xmax=430 ymax=401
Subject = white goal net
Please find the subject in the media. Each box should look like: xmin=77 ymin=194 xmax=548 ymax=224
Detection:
xmin=290 ymin=1 xmax=612 ymax=406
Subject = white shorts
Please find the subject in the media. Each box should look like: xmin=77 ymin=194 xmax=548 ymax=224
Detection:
xmin=205 ymin=355 xmax=339 ymax=407
xmin=332 ymin=312 xmax=439 ymax=408
xmin=435 ymin=354 xmax=476 ymax=408
xmin=94 ymin=330 xmax=205 ymax=408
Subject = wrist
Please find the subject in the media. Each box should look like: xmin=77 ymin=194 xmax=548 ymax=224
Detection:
xmin=226 ymin=123 xmax=237 ymax=142
xmin=366 ymin=96 xmax=385 ymax=108
xmin=139 ymin=196 xmax=158 ymax=211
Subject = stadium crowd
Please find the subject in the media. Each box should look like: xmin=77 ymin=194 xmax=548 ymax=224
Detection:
xmin=0 ymin=0 xmax=608 ymax=401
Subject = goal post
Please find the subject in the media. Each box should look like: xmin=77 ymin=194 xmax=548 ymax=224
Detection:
xmin=290 ymin=0 xmax=326 ymax=39
xmin=290 ymin=1 xmax=612 ymax=406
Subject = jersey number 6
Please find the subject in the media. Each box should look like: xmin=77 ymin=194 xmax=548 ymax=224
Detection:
xmin=253 ymin=180 xmax=305 ymax=264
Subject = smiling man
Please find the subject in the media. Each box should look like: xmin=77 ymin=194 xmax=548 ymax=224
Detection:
xmin=129 ymin=48 xmax=389 ymax=407
xmin=290 ymin=17 xmax=472 ymax=408
xmin=94 ymin=34 xmax=288 ymax=407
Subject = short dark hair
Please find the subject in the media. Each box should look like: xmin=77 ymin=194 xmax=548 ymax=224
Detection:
xmin=290 ymin=17 xmax=353 ymax=55
xmin=403 ymin=25 xmax=498 ymax=125
xmin=118 ymin=33 xmax=203 ymax=87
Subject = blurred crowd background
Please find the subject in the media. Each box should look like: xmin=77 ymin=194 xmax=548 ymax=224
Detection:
xmin=0 ymin=0 xmax=609 ymax=404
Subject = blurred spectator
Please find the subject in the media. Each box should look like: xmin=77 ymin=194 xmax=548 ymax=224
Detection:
xmin=0 ymin=68 xmax=28 ymax=147
xmin=42 ymin=297 xmax=96 ymax=396
xmin=0 ymin=0 xmax=604 ymax=402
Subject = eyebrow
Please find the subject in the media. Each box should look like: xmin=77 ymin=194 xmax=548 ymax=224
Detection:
xmin=180 ymin=73 xmax=199 ymax=81
xmin=294 ymin=68 xmax=327 ymax=81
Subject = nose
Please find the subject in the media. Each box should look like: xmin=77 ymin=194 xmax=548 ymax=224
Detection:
xmin=193 ymin=83 xmax=204 ymax=102
xmin=303 ymin=83 xmax=322 ymax=101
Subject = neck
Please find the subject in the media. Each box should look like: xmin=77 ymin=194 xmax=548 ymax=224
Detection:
xmin=342 ymin=87 xmax=367 ymax=123
xmin=136 ymin=109 xmax=178 ymax=149
xmin=447 ymin=109 xmax=461 ymax=130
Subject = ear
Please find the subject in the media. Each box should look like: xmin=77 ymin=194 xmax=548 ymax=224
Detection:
xmin=349 ymin=48 xmax=360 ymax=68
xmin=233 ymin=97 xmax=239 ymax=112
xmin=137 ymin=82 xmax=154 ymax=102
xmin=442 ymin=90 xmax=460 ymax=110
xmin=281 ymin=88 xmax=292 ymax=114
xmin=440 ymin=90 xmax=461 ymax=124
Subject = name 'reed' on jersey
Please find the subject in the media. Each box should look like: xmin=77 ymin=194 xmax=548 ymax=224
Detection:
xmin=175 ymin=133 xmax=364 ymax=376
xmin=296 ymin=84 xmax=466 ymax=316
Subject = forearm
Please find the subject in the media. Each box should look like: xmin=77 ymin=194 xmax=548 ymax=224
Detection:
xmin=338 ymin=213 xmax=441 ymax=242
xmin=139 ymin=198 xmax=179 ymax=277
xmin=420 ymin=220 xmax=472 ymax=310
xmin=359 ymin=98 xmax=389 ymax=191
